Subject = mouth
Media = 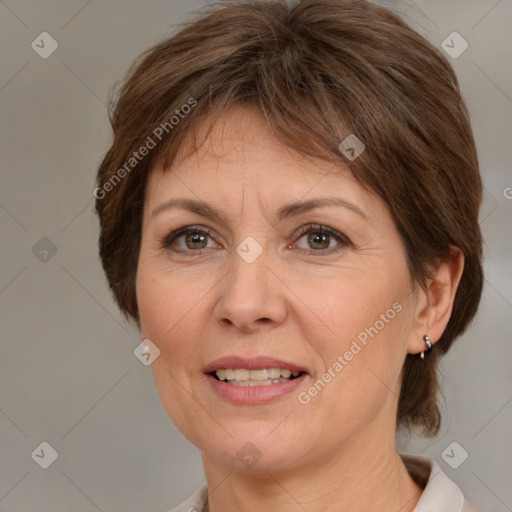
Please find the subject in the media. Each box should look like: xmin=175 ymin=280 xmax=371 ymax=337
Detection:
xmin=203 ymin=357 xmax=309 ymax=404
xmin=209 ymin=368 xmax=305 ymax=387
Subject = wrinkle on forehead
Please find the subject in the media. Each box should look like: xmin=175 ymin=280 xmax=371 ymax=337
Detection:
xmin=147 ymin=104 xmax=379 ymax=230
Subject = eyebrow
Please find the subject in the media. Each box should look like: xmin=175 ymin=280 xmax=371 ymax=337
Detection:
xmin=150 ymin=197 xmax=368 ymax=223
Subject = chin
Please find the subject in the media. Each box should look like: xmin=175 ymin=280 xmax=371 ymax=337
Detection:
xmin=196 ymin=428 xmax=309 ymax=473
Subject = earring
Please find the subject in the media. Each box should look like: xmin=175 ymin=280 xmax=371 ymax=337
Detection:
xmin=420 ymin=335 xmax=432 ymax=359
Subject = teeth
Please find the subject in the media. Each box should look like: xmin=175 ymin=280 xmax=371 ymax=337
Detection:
xmin=250 ymin=369 xmax=269 ymax=380
xmin=214 ymin=367 xmax=302 ymax=382
xmin=267 ymin=368 xmax=281 ymax=379
xmin=228 ymin=377 xmax=291 ymax=386
xmin=234 ymin=369 xmax=250 ymax=380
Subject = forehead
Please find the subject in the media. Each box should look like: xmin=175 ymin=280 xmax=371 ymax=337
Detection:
xmin=144 ymin=105 xmax=383 ymax=222
xmin=167 ymin=105 xmax=325 ymax=176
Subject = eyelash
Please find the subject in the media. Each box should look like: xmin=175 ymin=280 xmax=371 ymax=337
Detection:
xmin=160 ymin=224 xmax=350 ymax=256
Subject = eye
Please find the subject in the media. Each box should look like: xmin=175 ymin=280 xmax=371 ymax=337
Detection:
xmin=291 ymin=224 xmax=350 ymax=254
xmin=161 ymin=225 xmax=218 ymax=254
xmin=160 ymin=223 xmax=350 ymax=256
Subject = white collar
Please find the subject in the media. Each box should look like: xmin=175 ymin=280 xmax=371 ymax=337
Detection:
xmin=400 ymin=453 xmax=465 ymax=511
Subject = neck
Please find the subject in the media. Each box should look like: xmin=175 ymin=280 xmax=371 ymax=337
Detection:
xmin=201 ymin=417 xmax=423 ymax=512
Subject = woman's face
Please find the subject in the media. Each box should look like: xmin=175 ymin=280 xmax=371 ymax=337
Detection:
xmin=136 ymin=105 xmax=420 ymax=472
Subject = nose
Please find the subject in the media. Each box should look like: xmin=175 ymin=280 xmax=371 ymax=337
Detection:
xmin=213 ymin=246 xmax=287 ymax=333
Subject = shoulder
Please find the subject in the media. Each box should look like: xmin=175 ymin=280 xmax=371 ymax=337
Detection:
xmin=400 ymin=452 xmax=481 ymax=512
xmin=462 ymin=499 xmax=482 ymax=512
xmin=165 ymin=483 xmax=208 ymax=512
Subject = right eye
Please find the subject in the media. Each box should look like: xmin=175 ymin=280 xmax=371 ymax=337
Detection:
xmin=160 ymin=225 xmax=218 ymax=255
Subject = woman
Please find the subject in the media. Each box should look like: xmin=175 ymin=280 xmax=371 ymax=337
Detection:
xmin=95 ymin=0 xmax=483 ymax=510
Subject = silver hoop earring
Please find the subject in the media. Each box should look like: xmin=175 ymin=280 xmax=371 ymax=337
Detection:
xmin=420 ymin=335 xmax=432 ymax=359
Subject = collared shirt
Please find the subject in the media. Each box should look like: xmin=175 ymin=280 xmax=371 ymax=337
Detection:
xmin=166 ymin=453 xmax=479 ymax=512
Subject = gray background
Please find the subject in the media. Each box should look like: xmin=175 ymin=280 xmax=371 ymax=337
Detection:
xmin=0 ymin=0 xmax=510 ymax=511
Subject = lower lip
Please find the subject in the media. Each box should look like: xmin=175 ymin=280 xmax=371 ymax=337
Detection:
xmin=204 ymin=373 xmax=308 ymax=404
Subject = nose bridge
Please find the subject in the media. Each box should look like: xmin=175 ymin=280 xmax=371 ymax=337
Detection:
xmin=214 ymin=236 xmax=286 ymax=331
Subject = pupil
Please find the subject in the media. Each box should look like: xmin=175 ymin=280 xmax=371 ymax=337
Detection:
xmin=186 ymin=232 xmax=207 ymax=249
xmin=309 ymin=233 xmax=329 ymax=250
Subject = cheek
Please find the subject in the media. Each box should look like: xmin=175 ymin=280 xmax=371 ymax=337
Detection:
xmin=136 ymin=261 xmax=207 ymax=437
xmin=299 ymin=272 xmax=402 ymax=351
xmin=299 ymin=271 xmax=410 ymax=404
xmin=136 ymin=259 xmax=200 ymax=363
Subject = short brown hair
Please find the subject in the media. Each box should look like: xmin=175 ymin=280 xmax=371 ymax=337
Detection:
xmin=95 ymin=0 xmax=483 ymax=437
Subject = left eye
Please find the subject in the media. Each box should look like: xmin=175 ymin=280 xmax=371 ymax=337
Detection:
xmin=293 ymin=225 xmax=349 ymax=253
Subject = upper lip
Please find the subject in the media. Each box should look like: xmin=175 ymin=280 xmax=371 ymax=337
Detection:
xmin=203 ymin=356 xmax=309 ymax=374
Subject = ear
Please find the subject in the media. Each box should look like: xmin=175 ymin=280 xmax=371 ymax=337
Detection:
xmin=407 ymin=246 xmax=465 ymax=355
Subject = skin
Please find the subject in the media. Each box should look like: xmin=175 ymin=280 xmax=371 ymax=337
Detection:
xmin=136 ymin=105 xmax=464 ymax=511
